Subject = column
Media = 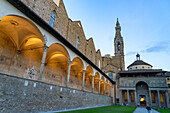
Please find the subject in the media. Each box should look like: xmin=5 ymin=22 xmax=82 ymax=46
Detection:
xmin=157 ymin=90 xmax=161 ymax=108
xmin=120 ymin=89 xmax=122 ymax=105
xmin=98 ymin=79 xmax=101 ymax=94
xmin=149 ymin=90 xmax=152 ymax=107
xmin=38 ymin=45 xmax=49 ymax=81
xmin=104 ymin=81 xmax=106 ymax=95
xmin=114 ymin=84 xmax=116 ymax=104
xmin=127 ymin=90 xmax=130 ymax=105
xmin=82 ymin=70 xmax=86 ymax=91
xmin=166 ymin=90 xmax=169 ymax=108
xmin=66 ymin=61 xmax=72 ymax=88
xmin=134 ymin=90 xmax=137 ymax=106
xmin=92 ymin=75 xmax=95 ymax=93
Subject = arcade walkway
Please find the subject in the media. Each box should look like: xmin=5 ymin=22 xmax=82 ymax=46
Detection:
xmin=133 ymin=107 xmax=159 ymax=113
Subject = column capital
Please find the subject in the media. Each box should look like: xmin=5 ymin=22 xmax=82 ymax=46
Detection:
xmin=43 ymin=45 xmax=49 ymax=52
xmin=68 ymin=61 xmax=72 ymax=64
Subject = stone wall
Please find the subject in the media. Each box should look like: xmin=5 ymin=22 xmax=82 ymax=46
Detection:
xmin=0 ymin=73 xmax=113 ymax=113
xmin=119 ymin=77 xmax=167 ymax=88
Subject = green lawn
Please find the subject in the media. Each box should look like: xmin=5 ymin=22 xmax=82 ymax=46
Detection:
xmin=59 ymin=105 xmax=136 ymax=113
xmin=153 ymin=108 xmax=170 ymax=113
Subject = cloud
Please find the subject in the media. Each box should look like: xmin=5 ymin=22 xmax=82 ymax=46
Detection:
xmin=142 ymin=41 xmax=170 ymax=53
xmin=126 ymin=51 xmax=137 ymax=56
xmin=126 ymin=40 xmax=170 ymax=56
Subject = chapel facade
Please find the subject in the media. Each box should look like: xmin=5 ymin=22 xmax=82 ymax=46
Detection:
xmin=118 ymin=54 xmax=169 ymax=108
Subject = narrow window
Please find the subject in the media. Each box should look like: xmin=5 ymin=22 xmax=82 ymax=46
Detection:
xmin=76 ymin=37 xmax=79 ymax=49
xmin=49 ymin=11 xmax=56 ymax=28
xmin=118 ymin=42 xmax=121 ymax=53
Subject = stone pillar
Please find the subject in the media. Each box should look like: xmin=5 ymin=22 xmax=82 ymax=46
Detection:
xmin=134 ymin=90 xmax=137 ymax=106
xmin=92 ymin=75 xmax=95 ymax=93
xmin=149 ymin=90 xmax=152 ymax=107
xmin=166 ymin=90 xmax=169 ymax=108
xmin=98 ymin=79 xmax=101 ymax=94
xmin=104 ymin=81 xmax=106 ymax=95
xmin=157 ymin=90 xmax=161 ymax=108
xmin=120 ymin=89 xmax=122 ymax=105
xmin=82 ymin=70 xmax=86 ymax=91
xmin=38 ymin=45 xmax=49 ymax=81
xmin=127 ymin=90 xmax=130 ymax=105
xmin=66 ymin=61 xmax=72 ymax=88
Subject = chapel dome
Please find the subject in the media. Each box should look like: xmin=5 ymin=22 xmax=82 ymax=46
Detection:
xmin=127 ymin=54 xmax=152 ymax=70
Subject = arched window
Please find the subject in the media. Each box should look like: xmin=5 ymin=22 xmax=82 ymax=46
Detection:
xmin=108 ymin=73 xmax=113 ymax=79
xmin=49 ymin=11 xmax=56 ymax=28
xmin=118 ymin=42 xmax=121 ymax=53
xmin=76 ymin=37 xmax=79 ymax=49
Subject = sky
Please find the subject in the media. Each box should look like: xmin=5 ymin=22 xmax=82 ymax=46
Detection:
xmin=63 ymin=0 xmax=170 ymax=71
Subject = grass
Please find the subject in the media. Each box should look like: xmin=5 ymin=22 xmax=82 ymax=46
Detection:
xmin=153 ymin=108 xmax=170 ymax=113
xmin=58 ymin=105 xmax=136 ymax=113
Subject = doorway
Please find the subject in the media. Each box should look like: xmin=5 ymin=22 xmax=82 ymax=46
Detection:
xmin=140 ymin=95 xmax=146 ymax=106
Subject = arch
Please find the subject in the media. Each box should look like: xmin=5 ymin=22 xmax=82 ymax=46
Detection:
xmin=42 ymin=43 xmax=70 ymax=86
xmin=84 ymin=65 xmax=93 ymax=92
xmin=100 ymin=76 xmax=104 ymax=95
xmin=49 ymin=10 xmax=56 ymax=28
xmin=0 ymin=15 xmax=46 ymax=79
xmin=0 ymin=15 xmax=46 ymax=50
xmin=136 ymin=81 xmax=148 ymax=91
xmin=136 ymin=81 xmax=149 ymax=106
xmin=69 ymin=57 xmax=84 ymax=90
xmin=94 ymin=72 xmax=100 ymax=94
xmin=105 ymin=80 xmax=108 ymax=95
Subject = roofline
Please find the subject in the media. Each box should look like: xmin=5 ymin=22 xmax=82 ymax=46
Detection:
xmin=7 ymin=0 xmax=115 ymax=84
xmin=119 ymin=70 xmax=167 ymax=74
xmin=127 ymin=60 xmax=153 ymax=68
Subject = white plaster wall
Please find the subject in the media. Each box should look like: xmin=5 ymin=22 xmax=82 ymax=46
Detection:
xmin=128 ymin=65 xmax=152 ymax=70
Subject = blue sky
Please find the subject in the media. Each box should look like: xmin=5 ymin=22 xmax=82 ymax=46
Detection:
xmin=63 ymin=0 xmax=170 ymax=70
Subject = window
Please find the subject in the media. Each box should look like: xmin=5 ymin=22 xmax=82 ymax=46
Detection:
xmin=130 ymin=91 xmax=134 ymax=102
xmin=160 ymin=93 xmax=164 ymax=103
xmin=124 ymin=91 xmax=128 ymax=102
xmin=108 ymin=73 xmax=113 ymax=80
xmin=151 ymin=92 xmax=156 ymax=103
xmin=76 ymin=37 xmax=79 ymax=49
xmin=49 ymin=11 xmax=56 ymax=28
xmin=118 ymin=42 xmax=121 ymax=53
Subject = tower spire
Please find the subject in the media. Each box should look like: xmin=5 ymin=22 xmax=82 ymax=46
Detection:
xmin=116 ymin=18 xmax=120 ymax=27
xmin=115 ymin=18 xmax=121 ymax=37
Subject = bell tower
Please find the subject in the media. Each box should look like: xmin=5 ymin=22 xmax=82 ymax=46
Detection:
xmin=114 ymin=18 xmax=125 ymax=70
xmin=114 ymin=18 xmax=124 ymax=56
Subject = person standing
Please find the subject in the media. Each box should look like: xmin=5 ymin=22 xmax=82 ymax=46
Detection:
xmin=146 ymin=104 xmax=151 ymax=113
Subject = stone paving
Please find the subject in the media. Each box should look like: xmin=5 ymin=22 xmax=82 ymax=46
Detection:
xmin=133 ymin=107 xmax=160 ymax=113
